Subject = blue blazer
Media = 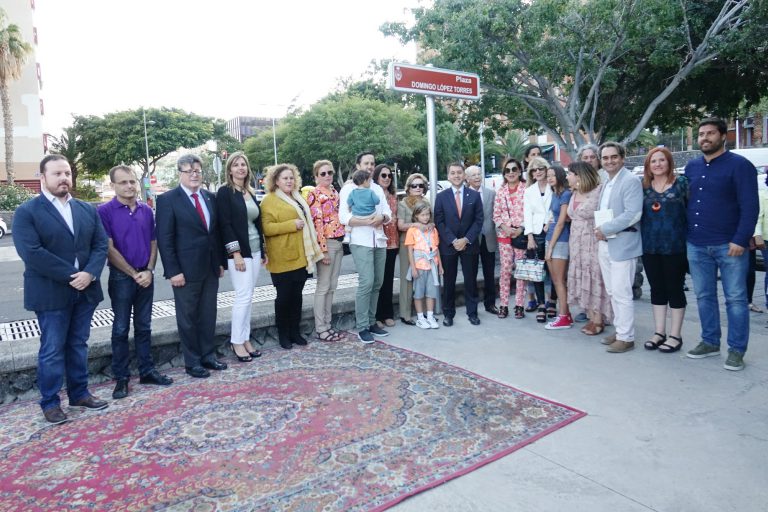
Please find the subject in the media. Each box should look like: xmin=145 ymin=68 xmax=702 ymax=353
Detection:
xmin=156 ymin=186 xmax=224 ymax=281
xmin=13 ymin=195 xmax=107 ymax=311
xmin=434 ymin=186 xmax=484 ymax=255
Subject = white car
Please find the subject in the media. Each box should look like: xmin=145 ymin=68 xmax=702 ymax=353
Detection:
xmin=0 ymin=217 xmax=7 ymax=239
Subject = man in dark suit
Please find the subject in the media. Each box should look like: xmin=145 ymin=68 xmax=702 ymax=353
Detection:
xmin=13 ymin=155 xmax=109 ymax=424
xmin=156 ymin=154 xmax=226 ymax=378
xmin=465 ymin=165 xmax=499 ymax=314
xmin=434 ymin=162 xmax=484 ymax=326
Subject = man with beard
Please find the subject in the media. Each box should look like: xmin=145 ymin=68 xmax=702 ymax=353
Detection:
xmin=13 ymin=155 xmax=109 ymax=424
xmin=684 ymin=117 xmax=758 ymax=371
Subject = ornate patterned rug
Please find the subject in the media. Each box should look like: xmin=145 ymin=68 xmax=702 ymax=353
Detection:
xmin=0 ymin=337 xmax=585 ymax=511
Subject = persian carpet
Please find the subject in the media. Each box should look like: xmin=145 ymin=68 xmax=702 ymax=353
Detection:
xmin=0 ymin=337 xmax=585 ymax=511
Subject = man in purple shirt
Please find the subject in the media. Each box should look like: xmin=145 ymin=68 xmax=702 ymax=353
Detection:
xmin=98 ymin=165 xmax=173 ymax=399
xmin=685 ymin=117 xmax=759 ymax=371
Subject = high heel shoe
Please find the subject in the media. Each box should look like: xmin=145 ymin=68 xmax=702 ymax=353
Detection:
xmin=243 ymin=341 xmax=262 ymax=358
xmin=231 ymin=344 xmax=253 ymax=362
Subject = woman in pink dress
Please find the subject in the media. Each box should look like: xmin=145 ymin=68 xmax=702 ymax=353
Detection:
xmin=493 ymin=157 xmax=527 ymax=319
xmin=566 ymin=161 xmax=612 ymax=335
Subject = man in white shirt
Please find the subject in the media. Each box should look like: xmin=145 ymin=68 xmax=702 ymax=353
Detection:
xmin=339 ymin=151 xmax=392 ymax=343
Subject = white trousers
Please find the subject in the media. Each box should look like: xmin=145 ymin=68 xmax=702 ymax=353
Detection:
xmin=598 ymin=242 xmax=636 ymax=341
xmin=227 ymin=255 xmax=262 ymax=345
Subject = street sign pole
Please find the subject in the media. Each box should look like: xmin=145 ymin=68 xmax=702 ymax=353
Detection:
xmin=426 ymin=94 xmax=438 ymax=202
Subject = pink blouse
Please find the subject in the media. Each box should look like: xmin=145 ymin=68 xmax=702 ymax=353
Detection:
xmin=493 ymin=182 xmax=526 ymax=228
xmin=307 ymin=186 xmax=345 ymax=252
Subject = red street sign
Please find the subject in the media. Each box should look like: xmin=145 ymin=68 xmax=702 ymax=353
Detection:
xmin=389 ymin=62 xmax=480 ymax=100
xmin=150 ymin=175 xmax=157 ymax=185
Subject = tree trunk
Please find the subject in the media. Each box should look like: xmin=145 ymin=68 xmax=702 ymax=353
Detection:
xmin=0 ymin=78 xmax=15 ymax=185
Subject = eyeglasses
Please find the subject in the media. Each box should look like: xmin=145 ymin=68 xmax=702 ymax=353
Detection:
xmin=180 ymin=169 xmax=203 ymax=176
xmin=504 ymin=167 xmax=520 ymax=173
xmin=410 ymin=183 xmax=426 ymax=189
xmin=318 ymin=170 xmax=334 ymax=177
xmin=379 ymin=173 xmax=391 ymax=179
xmin=533 ymin=166 xmax=547 ymax=172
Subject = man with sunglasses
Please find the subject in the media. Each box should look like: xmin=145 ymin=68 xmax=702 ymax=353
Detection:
xmin=156 ymin=154 xmax=227 ymax=378
xmin=339 ymin=151 xmax=392 ymax=343
xmin=465 ymin=165 xmax=498 ymax=314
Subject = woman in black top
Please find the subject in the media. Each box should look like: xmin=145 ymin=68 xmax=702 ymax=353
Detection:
xmin=216 ymin=152 xmax=266 ymax=362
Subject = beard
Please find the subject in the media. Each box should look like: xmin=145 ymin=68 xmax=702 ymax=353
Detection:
xmin=701 ymin=138 xmax=725 ymax=155
xmin=48 ymin=183 xmax=70 ymax=198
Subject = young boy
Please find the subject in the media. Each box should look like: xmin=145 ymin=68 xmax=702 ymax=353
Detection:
xmin=347 ymin=170 xmax=387 ymax=245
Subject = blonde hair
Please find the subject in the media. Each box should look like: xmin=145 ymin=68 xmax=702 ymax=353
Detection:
xmin=224 ymin=151 xmax=255 ymax=194
xmin=526 ymin=156 xmax=550 ymax=184
xmin=264 ymin=163 xmax=302 ymax=193
xmin=312 ymin=160 xmax=334 ymax=177
xmin=403 ymin=172 xmax=429 ymax=209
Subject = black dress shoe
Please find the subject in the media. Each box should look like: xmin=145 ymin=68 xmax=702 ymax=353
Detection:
xmin=185 ymin=366 xmax=211 ymax=378
xmin=70 ymin=395 xmax=109 ymax=410
xmin=201 ymin=359 xmax=228 ymax=371
xmin=468 ymin=315 xmax=481 ymax=325
xmin=139 ymin=369 xmax=173 ymax=386
xmin=43 ymin=406 xmax=69 ymax=425
xmin=292 ymin=335 xmax=308 ymax=346
xmin=112 ymin=379 xmax=129 ymax=399
xmin=485 ymin=305 xmax=500 ymax=315
xmin=443 ymin=317 xmax=454 ymax=327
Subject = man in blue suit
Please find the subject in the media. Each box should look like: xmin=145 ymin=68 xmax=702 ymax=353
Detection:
xmin=156 ymin=154 xmax=226 ymax=378
xmin=13 ymin=155 xmax=109 ymax=424
xmin=434 ymin=162 xmax=484 ymax=326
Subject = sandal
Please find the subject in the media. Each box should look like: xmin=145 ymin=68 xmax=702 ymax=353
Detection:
xmin=498 ymin=306 xmax=509 ymax=319
xmin=658 ymin=335 xmax=683 ymax=353
xmin=514 ymin=306 xmax=525 ymax=319
xmin=582 ymin=323 xmax=605 ymax=336
xmin=536 ymin=306 xmax=547 ymax=323
xmin=317 ymin=330 xmax=342 ymax=342
xmin=580 ymin=321 xmax=595 ymax=334
xmin=644 ymin=332 xmax=667 ymax=350
xmin=400 ymin=317 xmax=416 ymax=326
xmin=546 ymin=302 xmax=557 ymax=319
xmin=525 ymin=300 xmax=539 ymax=313
xmin=749 ymin=304 xmax=763 ymax=313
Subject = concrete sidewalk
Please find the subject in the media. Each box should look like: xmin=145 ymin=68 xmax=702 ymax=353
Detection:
xmin=384 ymin=292 xmax=768 ymax=511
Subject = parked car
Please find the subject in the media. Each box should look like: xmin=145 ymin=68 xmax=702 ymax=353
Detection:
xmin=0 ymin=217 xmax=6 ymax=239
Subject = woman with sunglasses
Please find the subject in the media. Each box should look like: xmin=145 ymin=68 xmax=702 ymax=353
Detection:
xmin=397 ymin=173 xmax=431 ymax=325
xmin=566 ymin=161 xmax=612 ymax=336
xmin=493 ymin=157 xmax=527 ymax=319
xmin=523 ymin=156 xmax=554 ymax=323
xmin=306 ymin=160 xmax=346 ymax=342
xmin=373 ymin=164 xmax=399 ymax=328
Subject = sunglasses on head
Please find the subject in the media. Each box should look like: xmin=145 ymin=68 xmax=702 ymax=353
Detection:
xmin=318 ymin=170 xmax=334 ymax=177
xmin=410 ymin=183 xmax=426 ymax=189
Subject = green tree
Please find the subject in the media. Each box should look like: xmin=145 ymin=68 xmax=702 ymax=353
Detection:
xmin=74 ymin=107 xmax=216 ymax=198
xmin=0 ymin=9 xmax=33 ymax=185
xmin=243 ymin=121 xmax=290 ymax=176
xmin=278 ymin=96 xmax=424 ymax=183
xmin=48 ymin=126 xmax=83 ymax=190
xmin=384 ymin=0 xmax=768 ymax=156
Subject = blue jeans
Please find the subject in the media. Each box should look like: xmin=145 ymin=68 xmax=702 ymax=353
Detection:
xmin=109 ymin=269 xmax=154 ymax=379
xmin=687 ymin=243 xmax=749 ymax=354
xmin=36 ymin=295 xmax=98 ymax=411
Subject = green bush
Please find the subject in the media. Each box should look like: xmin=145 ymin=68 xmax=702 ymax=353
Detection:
xmin=73 ymin=184 xmax=99 ymax=201
xmin=0 ymin=184 xmax=35 ymax=211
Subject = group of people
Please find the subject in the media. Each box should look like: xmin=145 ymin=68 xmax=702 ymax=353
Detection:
xmin=12 ymin=117 xmax=759 ymax=425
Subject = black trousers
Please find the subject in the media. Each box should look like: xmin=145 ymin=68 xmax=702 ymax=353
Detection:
xmin=642 ymin=252 xmax=687 ymax=308
xmin=173 ymin=272 xmax=219 ymax=367
xmin=376 ymin=248 xmax=398 ymax=321
xmin=441 ymin=249 xmax=479 ymax=318
xmin=478 ymin=235 xmax=496 ymax=308
xmin=271 ymin=268 xmax=308 ymax=341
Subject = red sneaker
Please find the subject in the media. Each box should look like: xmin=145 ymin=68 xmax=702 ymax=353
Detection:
xmin=545 ymin=314 xmax=574 ymax=330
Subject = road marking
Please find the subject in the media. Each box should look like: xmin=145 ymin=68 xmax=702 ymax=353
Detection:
xmin=0 ymin=246 xmax=20 ymax=263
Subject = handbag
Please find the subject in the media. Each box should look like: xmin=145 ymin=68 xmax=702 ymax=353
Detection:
xmin=511 ymin=231 xmax=528 ymax=250
xmin=513 ymin=257 xmax=545 ymax=282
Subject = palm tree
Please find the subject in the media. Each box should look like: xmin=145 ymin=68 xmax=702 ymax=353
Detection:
xmin=0 ymin=9 xmax=33 ymax=185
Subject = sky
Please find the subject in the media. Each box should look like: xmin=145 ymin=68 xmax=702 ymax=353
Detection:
xmin=34 ymin=0 xmax=421 ymax=134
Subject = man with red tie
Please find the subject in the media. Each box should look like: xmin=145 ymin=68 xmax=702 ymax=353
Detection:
xmin=434 ymin=162 xmax=484 ymax=326
xmin=156 ymin=154 xmax=226 ymax=378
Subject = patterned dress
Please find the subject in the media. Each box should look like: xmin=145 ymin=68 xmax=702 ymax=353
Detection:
xmin=493 ymin=182 xmax=527 ymax=307
xmin=566 ymin=187 xmax=613 ymax=321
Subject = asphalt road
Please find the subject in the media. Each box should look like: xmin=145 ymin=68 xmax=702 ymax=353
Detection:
xmin=0 ymin=233 xmax=363 ymax=323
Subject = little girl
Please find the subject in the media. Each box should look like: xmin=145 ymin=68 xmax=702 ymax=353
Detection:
xmin=405 ymin=201 xmax=443 ymax=329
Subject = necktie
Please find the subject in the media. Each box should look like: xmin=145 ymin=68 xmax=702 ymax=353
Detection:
xmin=191 ymin=193 xmax=208 ymax=230
xmin=455 ymin=190 xmax=462 ymax=219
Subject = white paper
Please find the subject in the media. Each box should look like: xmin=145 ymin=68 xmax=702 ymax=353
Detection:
xmin=594 ymin=209 xmax=617 ymax=238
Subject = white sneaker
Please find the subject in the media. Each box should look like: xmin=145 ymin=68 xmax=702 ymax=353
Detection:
xmin=416 ymin=318 xmax=431 ymax=329
xmin=427 ymin=316 xmax=439 ymax=329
